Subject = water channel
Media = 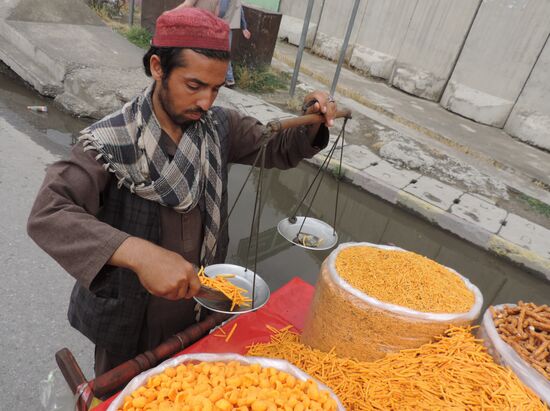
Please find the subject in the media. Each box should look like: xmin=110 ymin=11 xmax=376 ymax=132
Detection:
xmin=3 ymin=65 xmax=549 ymax=317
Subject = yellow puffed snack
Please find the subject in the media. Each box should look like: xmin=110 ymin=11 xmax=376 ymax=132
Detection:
xmin=116 ymin=361 xmax=338 ymax=411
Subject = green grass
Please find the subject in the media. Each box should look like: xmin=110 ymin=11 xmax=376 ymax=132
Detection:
xmin=234 ymin=64 xmax=290 ymax=93
xmin=91 ymin=3 xmax=111 ymax=20
xmin=90 ymin=2 xmax=150 ymax=49
xmin=519 ymin=193 xmax=550 ymax=218
xmin=121 ymin=26 xmax=152 ymax=49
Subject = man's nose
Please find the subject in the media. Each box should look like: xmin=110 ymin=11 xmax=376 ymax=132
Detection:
xmin=196 ymin=90 xmax=216 ymax=112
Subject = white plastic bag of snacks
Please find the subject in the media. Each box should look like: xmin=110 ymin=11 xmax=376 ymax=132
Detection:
xmin=301 ymin=242 xmax=483 ymax=361
xmin=479 ymin=303 xmax=550 ymax=404
xmin=107 ymin=352 xmax=344 ymax=411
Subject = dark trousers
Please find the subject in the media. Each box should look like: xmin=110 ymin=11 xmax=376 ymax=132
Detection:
xmin=93 ymin=295 xmax=199 ymax=397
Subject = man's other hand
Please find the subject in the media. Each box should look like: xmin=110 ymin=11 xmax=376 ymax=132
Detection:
xmin=302 ymin=91 xmax=337 ymax=128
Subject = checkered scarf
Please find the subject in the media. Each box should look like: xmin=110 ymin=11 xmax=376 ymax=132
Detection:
xmin=79 ymin=84 xmax=223 ymax=264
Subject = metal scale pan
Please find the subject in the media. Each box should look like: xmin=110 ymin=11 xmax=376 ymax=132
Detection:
xmin=277 ymin=216 xmax=338 ymax=251
xmin=194 ymin=264 xmax=270 ymax=315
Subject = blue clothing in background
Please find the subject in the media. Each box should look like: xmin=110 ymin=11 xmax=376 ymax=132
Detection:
xmin=219 ymin=0 xmax=248 ymax=30
xmin=219 ymin=0 xmax=248 ymax=84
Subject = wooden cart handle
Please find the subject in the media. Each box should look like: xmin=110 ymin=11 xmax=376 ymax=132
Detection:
xmin=56 ymin=311 xmax=230 ymax=402
xmin=55 ymin=348 xmax=87 ymax=394
xmin=266 ymin=109 xmax=352 ymax=133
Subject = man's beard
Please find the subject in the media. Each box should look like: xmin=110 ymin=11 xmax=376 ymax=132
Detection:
xmin=159 ymin=80 xmax=205 ymax=127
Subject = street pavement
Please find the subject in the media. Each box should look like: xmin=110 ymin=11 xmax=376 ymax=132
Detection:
xmin=0 ymin=112 xmax=93 ymax=410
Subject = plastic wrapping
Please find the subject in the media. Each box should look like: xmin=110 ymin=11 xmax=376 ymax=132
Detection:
xmin=479 ymin=304 xmax=550 ymax=405
xmin=107 ymin=353 xmax=345 ymax=411
xmin=39 ymin=369 xmax=77 ymax=411
xmin=302 ymin=242 xmax=483 ymax=361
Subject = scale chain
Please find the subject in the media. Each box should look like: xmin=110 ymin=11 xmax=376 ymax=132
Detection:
xmin=332 ymin=118 xmax=348 ymax=235
xmin=205 ymin=147 xmax=264 ymax=266
xmin=289 ymin=129 xmax=343 ymax=220
xmin=294 ymin=122 xmax=347 ymax=240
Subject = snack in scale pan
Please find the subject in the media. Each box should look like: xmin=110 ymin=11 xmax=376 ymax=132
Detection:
xmin=116 ymin=361 xmax=338 ymax=411
xmin=198 ymin=267 xmax=252 ymax=311
xmin=294 ymin=233 xmax=323 ymax=248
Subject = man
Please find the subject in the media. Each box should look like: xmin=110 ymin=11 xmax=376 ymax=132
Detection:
xmin=27 ymin=7 xmax=337 ymax=377
xmin=219 ymin=0 xmax=250 ymax=87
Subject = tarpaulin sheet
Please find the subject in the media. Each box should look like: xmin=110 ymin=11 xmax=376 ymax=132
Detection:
xmin=93 ymin=277 xmax=314 ymax=410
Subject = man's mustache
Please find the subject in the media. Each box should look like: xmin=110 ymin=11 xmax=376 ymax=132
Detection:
xmin=185 ymin=108 xmax=206 ymax=115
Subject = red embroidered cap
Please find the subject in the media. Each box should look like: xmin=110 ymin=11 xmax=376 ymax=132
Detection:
xmin=152 ymin=7 xmax=230 ymax=51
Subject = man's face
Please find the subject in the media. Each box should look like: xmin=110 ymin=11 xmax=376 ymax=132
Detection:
xmin=154 ymin=49 xmax=228 ymax=126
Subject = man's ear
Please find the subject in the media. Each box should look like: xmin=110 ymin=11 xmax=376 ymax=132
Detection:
xmin=150 ymin=54 xmax=163 ymax=81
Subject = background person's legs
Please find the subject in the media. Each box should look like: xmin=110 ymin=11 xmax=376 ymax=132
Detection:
xmin=226 ymin=30 xmax=235 ymax=87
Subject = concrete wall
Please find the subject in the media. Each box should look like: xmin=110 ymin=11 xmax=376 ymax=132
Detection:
xmin=278 ymin=0 xmax=323 ymax=25
xmin=440 ymin=0 xmax=550 ymax=128
xmin=349 ymin=0 xmax=418 ymax=79
xmin=310 ymin=0 xmax=368 ymax=61
xmin=505 ymin=38 xmax=550 ymax=151
xmin=277 ymin=0 xmax=324 ymax=47
xmin=390 ymin=0 xmax=480 ymax=101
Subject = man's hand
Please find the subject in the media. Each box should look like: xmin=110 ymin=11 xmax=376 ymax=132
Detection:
xmin=302 ymin=91 xmax=337 ymax=128
xmin=242 ymin=29 xmax=251 ymax=39
xmin=109 ymin=237 xmax=201 ymax=300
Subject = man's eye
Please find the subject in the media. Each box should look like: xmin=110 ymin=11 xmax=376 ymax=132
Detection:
xmin=187 ymin=84 xmax=200 ymax=91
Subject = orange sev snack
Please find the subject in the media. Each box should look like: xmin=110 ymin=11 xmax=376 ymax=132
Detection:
xmin=116 ymin=360 xmax=339 ymax=411
xmin=225 ymin=323 xmax=238 ymax=343
xmin=247 ymin=326 xmax=547 ymax=410
xmin=198 ymin=267 xmax=252 ymax=311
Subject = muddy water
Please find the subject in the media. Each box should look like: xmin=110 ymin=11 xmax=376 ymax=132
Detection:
xmin=3 ymin=67 xmax=549 ymax=317
xmin=0 ymin=63 xmax=89 ymax=154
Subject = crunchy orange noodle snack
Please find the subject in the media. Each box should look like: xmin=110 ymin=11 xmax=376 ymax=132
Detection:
xmin=247 ymin=327 xmax=546 ymax=411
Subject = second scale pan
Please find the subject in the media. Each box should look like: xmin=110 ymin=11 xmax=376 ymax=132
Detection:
xmin=277 ymin=216 xmax=338 ymax=251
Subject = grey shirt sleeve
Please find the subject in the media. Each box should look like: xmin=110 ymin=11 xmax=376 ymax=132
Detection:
xmin=27 ymin=141 xmax=130 ymax=289
xmin=224 ymin=108 xmax=329 ymax=167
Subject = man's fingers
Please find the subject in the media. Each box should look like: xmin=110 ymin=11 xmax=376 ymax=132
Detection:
xmin=159 ymin=279 xmax=188 ymax=300
xmin=303 ymin=92 xmax=337 ymax=126
xmin=313 ymin=101 xmax=320 ymax=113
xmin=326 ymin=102 xmax=336 ymax=127
xmin=159 ymin=289 xmax=183 ymax=301
xmin=185 ymin=274 xmax=201 ymax=299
